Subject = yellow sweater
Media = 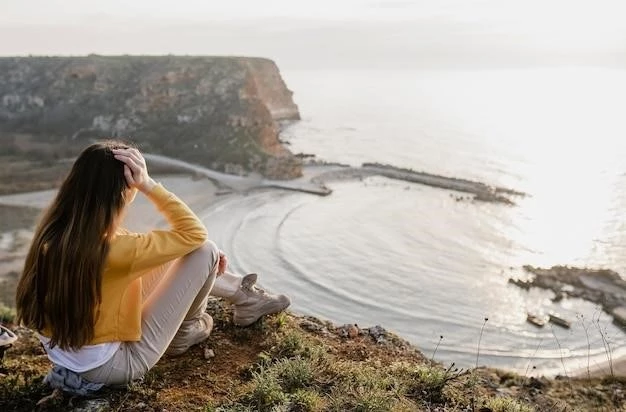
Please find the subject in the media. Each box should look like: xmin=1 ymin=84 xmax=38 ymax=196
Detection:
xmin=90 ymin=183 xmax=207 ymax=344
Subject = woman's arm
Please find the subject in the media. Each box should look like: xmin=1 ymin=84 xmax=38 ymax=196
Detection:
xmin=111 ymin=148 xmax=208 ymax=275
xmin=122 ymin=184 xmax=208 ymax=274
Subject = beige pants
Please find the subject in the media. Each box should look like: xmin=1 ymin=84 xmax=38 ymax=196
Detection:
xmin=81 ymin=241 xmax=220 ymax=385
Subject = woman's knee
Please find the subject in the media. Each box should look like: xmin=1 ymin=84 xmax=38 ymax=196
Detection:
xmin=192 ymin=240 xmax=220 ymax=271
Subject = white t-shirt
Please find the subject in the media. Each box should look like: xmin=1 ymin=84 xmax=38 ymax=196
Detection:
xmin=38 ymin=335 xmax=121 ymax=373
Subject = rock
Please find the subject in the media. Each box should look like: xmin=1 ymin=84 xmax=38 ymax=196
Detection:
xmin=336 ymin=324 xmax=360 ymax=338
xmin=368 ymin=325 xmax=387 ymax=340
xmin=612 ymin=306 xmax=626 ymax=325
xmin=204 ymin=348 xmax=215 ymax=360
xmin=337 ymin=325 xmax=349 ymax=338
xmin=510 ymin=266 xmax=626 ymax=325
xmin=300 ymin=319 xmax=323 ymax=333
xmin=526 ymin=376 xmax=545 ymax=389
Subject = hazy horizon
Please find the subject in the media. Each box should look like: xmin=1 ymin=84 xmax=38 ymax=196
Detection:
xmin=2 ymin=0 xmax=625 ymax=69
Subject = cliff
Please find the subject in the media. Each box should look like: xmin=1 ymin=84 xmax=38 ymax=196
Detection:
xmin=0 ymin=55 xmax=301 ymax=179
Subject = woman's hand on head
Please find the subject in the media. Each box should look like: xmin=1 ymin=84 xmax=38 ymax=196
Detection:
xmin=112 ymin=148 xmax=156 ymax=193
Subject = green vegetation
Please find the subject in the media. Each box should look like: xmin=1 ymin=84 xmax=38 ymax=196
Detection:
xmin=484 ymin=397 xmax=535 ymax=412
xmin=0 ymin=303 xmax=16 ymax=324
xmin=1 ymin=300 xmax=624 ymax=411
xmin=215 ymin=328 xmax=530 ymax=411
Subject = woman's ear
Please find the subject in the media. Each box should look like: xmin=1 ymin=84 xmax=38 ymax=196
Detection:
xmin=124 ymin=187 xmax=138 ymax=204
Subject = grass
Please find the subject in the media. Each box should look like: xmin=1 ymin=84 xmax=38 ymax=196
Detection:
xmin=1 ymin=300 xmax=625 ymax=411
xmin=550 ymin=325 xmax=568 ymax=378
xmin=485 ymin=397 xmax=535 ymax=412
xmin=594 ymin=313 xmax=615 ymax=379
xmin=577 ymin=314 xmax=591 ymax=381
xmin=225 ymin=326 xmax=477 ymax=411
xmin=476 ymin=317 xmax=489 ymax=368
xmin=431 ymin=334 xmax=443 ymax=361
xmin=0 ymin=304 xmax=16 ymax=324
xmin=0 ymin=357 xmax=52 ymax=410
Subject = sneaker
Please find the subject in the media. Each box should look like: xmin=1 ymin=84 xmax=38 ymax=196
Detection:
xmin=0 ymin=325 xmax=17 ymax=362
xmin=166 ymin=312 xmax=213 ymax=356
xmin=232 ymin=273 xmax=291 ymax=327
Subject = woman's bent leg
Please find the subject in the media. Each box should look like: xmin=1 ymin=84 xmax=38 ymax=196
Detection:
xmin=210 ymin=271 xmax=243 ymax=298
xmin=141 ymin=261 xmax=174 ymax=302
xmin=81 ymin=241 xmax=220 ymax=385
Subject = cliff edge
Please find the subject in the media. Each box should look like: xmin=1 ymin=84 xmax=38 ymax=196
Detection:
xmin=0 ymin=55 xmax=301 ymax=179
xmin=1 ymin=301 xmax=623 ymax=411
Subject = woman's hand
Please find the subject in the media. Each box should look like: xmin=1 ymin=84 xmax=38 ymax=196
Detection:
xmin=112 ymin=148 xmax=156 ymax=193
xmin=218 ymin=251 xmax=228 ymax=275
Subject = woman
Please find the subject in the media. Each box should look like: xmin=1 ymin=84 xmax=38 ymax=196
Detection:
xmin=16 ymin=141 xmax=233 ymax=390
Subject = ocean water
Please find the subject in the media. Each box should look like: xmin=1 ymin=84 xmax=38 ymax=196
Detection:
xmin=202 ymin=67 xmax=626 ymax=374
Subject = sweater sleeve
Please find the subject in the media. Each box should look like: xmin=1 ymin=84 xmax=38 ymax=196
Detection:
xmin=124 ymin=184 xmax=208 ymax=275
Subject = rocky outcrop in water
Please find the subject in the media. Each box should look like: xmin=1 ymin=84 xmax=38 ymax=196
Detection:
xmin=362 ymin=163 xmax=525 ymax=204
xmin=307 ymin=162 xmax=525 ymax=204
xmin=0 ymin=56 xmax=301 ymax=178
xmin=509 ymin=265 xmax=626 ymax=327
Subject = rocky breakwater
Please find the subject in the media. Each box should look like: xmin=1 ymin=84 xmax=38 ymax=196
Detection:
xmin=354 ymin=163 xmax=525 ymax=204
xmin=0 ymin=55 xmax=301 ymax=179
xmin=509 ymin=265 xmax=626 ymax=327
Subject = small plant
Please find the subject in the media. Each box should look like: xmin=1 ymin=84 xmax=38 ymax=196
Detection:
xmin=272 ymin=332 xmax=308 ymax=358
xmin=524 ymin=338 xmax=542 ymax=379
xmin=431 ymin=335 xmax=443 ymax=361
xmin=248 ymin=369 xmax=288 ymax=411
xmin=550 ymin=325 xmax=568 ymax=378
xmin=211 ymin=404 xmax=255 ymax=412
xmin=328 ymin=386 xmax=395 ymax=412
xmin=577 ymin=313 xmax=591 ymax=381
xmin=269 ymin=331 xmax=327 ymax=362
xmin=594 ymin=314 xmax=614 ymax=378
xmin=476 ymin=317 xmax=488 ymax=368
xmin=484 ymin=396 xmax=535 ymax=412
xmin=401 ymin=362 xmax=466 ymax=405
xmin=0 ymin=304 xmax=16 ymax=325
xmin=274 ymin=357 xmax=315 ymax=392
xmin=290 ymin=389 xmax=323 ymax=412
xmin=275 ymin=312 xmax=288 ymax=329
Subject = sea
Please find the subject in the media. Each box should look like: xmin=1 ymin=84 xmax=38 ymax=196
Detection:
xmin=201 ymin=66 xmax=626 ymax=375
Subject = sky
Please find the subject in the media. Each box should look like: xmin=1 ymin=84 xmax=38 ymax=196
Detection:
xmin=1 ymin=0 xmax=625 ymax=68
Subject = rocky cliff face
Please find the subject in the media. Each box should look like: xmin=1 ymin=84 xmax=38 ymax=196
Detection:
xmin=0 ymin=56 xmax=301 ymax=178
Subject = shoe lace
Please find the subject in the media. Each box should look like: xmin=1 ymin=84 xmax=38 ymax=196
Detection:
xmin=243 ymin=281 xmax=266 ymax=296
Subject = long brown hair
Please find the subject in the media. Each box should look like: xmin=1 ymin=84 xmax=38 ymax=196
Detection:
xmin=16 ymin=140 xmax=130 ymax=350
